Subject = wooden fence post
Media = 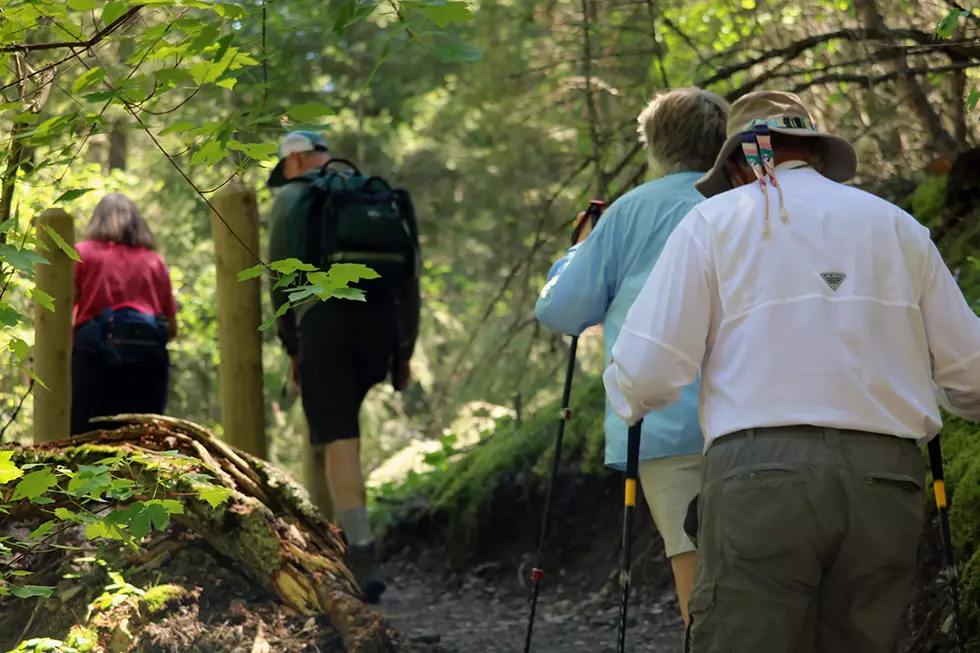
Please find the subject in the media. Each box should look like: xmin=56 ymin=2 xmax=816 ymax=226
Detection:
xmin=33 ymin=208 xmax=75 ymax=444
xmin=211 ymin=182 xmax=267 ymax=459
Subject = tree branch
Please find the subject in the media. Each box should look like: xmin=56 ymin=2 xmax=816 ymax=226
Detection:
xmin=0 ymin=6 xmax=143 ymax=53
xmin=853 ymin=0 xmax=959 ymax=154
xmin=787 ymin=61 xmax=980 ymax=95
xmin=697 ymin=27 xmax=980 ymax=91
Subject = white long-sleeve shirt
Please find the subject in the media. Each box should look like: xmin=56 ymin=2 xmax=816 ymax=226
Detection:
xmin=603 ymin=166 xmax=980 ymax=449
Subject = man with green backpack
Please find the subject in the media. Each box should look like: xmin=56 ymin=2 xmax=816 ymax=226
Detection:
xmin=265 ymin=130 xmax=421 ymax=603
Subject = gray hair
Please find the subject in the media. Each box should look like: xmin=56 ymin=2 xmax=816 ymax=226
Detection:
xmin=637 ymin=88 xmax=731 ymax=175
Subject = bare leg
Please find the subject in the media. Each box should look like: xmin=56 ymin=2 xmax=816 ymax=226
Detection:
xmin=324 ymin=438 xmax=366 ymax=515
xmin=671 ymin=551 xmax=697 ymax=626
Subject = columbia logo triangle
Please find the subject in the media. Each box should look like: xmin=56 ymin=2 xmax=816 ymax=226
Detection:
xmin=821 ymin=272 xmax=846 ymax=291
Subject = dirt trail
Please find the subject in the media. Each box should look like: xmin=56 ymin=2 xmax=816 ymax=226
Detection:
xmin=376 ymin=551 xmax=685 ymax=653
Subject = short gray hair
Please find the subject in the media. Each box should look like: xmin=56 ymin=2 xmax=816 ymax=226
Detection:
xmin=637 ymin=88 xmax=730 ymax=175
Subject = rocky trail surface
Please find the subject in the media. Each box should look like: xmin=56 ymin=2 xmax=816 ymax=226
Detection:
xmin=377 ymin=548 xmax=685 ymax=653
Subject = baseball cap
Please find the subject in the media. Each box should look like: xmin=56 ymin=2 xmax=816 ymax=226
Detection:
xmin=266 ymin=130 xmax=329 ymax=188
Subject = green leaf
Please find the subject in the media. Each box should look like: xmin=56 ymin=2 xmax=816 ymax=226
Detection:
xmin=325 ymin=263 xmax=381 ymax=284
xmin=269 ymin=258 xmax=316 ymax=274
xmin=329 ymin=287 xmax=367 ymax=301
xmin=55 ymin=508 xmax=78 ymax=521
xmin=29 ymin=520 xmax=57 ymax=541
xmin=197 ymin=485 xmax=232 ymax=508
xmin=935 ymin=9 xmax=970 ymax=39
xmin=153 ymin=69 xmax=196 ymax=88
xmin=288 ymin=285 xmax=322 ymax=303
xmin=68 ymin=0 xmax=101 ymax=10
xmin=72 ymin=67 xmax=106 ymax=94
xmin=227 ymin=140 xmax=279 ymax=161
xmin=102 ymin=2 xmax=128 ymax=27
xmin=66 ymin=468 xmax=113 ymax=499
xmin=0 ymin=451 xmax=24 ymax=485
xmin=82 ymin=88 xmax=126 ymax=103
xmin=421 ymin=0 xmax=474 ymax=27
xmin=31 ymin=287 xmax=55 ymax=312
xmin=214 ymin=2 xmax=249 ymax=20
xmin=273 ymin=272 xmax=298 ymax=289
xmin=188 ymin=23 xmax=222 ymax=56
xmin=237 ymin=264 xmax=265 ymax=281
xmin=51 ymin=187 xmax=95 ymax=205
xmin=260 ymin=304 xmax=290 ymax=331
xmin=8 ymin=336 xmax=30 ymax=361
xmin=0 ymin=304 xmax=22 ymax=328
xmin=212 ymin=33 xmax=235 ymax=63
xmin=42 ymin=224 xmax=82 ymax=262
xmin=11 ymin=585 xmax=55 ymax=599
xmin=158 ymin=120 xmax=196 ymax=136
xmin=333 ymin=0 xmax=378 ymax=35
xmin=0 ymin=243 xmax=50 ymax=273
xmin=85 ymin=520 xmax=126 ymax=540
xmin=968 ymin=88 xmax=980 ymax=112
xmin=127 ymin=501 xmax=171 ymax=539
xmin=9 ymin=570 xmax=33 ymax=577
xmin=190 ymin=141 xmax=226 ymax=167
xmin=287 ymin=103 xmax=333 ymax=123
xmin=0 ymin=218 xmax=15 ymax=233
xmin=156 ymin=499 xmax=185 ymax=515
xmin=434 ymin=44 xmax=484 ymax=63
xmin=11 ymin=469 xmax=58 ymax=502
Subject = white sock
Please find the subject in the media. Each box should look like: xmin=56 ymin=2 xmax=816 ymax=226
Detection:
xmin=337 ymin=508 xmax=373 ymax=547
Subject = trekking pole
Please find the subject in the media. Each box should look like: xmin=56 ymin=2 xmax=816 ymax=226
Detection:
xmin=616 ymin=419 xmax=643 ymax=653
xmin=927 ymin=436 xmax=967 ymax=653
xmin=522 ymin=199 xmax=606 ymax=653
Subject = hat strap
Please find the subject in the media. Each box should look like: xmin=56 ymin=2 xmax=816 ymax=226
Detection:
xmin=740 ymin=123 xmax=791 ymax=237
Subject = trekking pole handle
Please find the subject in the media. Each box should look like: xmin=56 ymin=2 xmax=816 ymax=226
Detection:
xmin=570 ymin=199 xmax=607 ymax=246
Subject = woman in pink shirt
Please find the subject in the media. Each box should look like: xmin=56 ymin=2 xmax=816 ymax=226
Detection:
xmin=71 ymin=193 xmax=178 ymax=435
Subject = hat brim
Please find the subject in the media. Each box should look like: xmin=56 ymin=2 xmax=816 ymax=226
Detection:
xmin=694 ymin=128 xmax=858 ymax=198
xmin=267 ymin=160 xmax=288 ymax=188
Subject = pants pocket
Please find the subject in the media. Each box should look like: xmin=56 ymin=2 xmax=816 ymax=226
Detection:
xmin=856 ymin=472 xmax=924 ymax=570
xmin=722 ymin=463 xmax=809 ymax=561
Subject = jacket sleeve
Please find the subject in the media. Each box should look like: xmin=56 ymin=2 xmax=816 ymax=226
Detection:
xmin=603 ymin=209 xmax=713 ymax=425
xmin=533 ymin=207 xmax=620 ymax=336
xmin=921 ymin=239 xmax=980 ymax=420
xmin=267 ymin=183 xmax=305 ymax=357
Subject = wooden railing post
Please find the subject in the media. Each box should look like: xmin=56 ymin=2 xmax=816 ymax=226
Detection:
xmin=211 ymin=182 xmax=267 ymax=459
xmin=33 ymin=208 xmax=75 ymax=443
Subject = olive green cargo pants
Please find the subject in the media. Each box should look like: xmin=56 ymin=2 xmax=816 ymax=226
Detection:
xmin=686 ymin=426 xmax=925 ymax=653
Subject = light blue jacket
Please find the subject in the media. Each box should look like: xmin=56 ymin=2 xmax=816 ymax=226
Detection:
xmin=534 ymin=172 xmax=705 ymax=470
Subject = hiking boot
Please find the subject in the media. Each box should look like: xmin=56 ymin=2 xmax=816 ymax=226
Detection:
xmin=346 ymin=542 xmax=387 ymax=604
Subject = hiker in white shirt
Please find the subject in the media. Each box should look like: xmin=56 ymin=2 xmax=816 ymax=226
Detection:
xmin=602 ymin=90 xmax=980 ymax=653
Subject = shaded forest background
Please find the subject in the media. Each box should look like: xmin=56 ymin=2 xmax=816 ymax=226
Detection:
xmin=0 ymin=0 xmax=978 ymax=526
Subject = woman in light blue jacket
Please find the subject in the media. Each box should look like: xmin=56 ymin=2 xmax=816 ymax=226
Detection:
xmin=534 ymin=87 xmax=729 ymax=625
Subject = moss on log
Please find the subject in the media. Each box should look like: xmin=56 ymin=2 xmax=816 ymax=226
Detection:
xmin=6 ymin=414 xmax=416 ymax=653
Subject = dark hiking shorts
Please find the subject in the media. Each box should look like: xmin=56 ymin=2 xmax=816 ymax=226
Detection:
xmin=297 ymin=301 xmax=399 ymax=446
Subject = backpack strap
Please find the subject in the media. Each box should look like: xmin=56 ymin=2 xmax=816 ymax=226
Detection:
xmin=304 ymin=183 xmax=332 ymax=267
xmin=320 ymin=158 xmax=360 ymax=176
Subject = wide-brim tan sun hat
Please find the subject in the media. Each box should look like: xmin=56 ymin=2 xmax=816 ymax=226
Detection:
xmin=694 ymin=90 xmax=858 ymax=198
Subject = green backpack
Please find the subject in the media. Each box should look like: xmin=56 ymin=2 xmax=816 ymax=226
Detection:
xmin=295 ymin=159 xmax=419 ymax=297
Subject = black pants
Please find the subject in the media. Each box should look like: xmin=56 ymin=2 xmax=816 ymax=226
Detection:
xmin=70 ymin=340 xmax=170 ymax=436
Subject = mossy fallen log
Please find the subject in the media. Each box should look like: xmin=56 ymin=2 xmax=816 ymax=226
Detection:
xmin=1 ymin=414 xmax=417 ymax=653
